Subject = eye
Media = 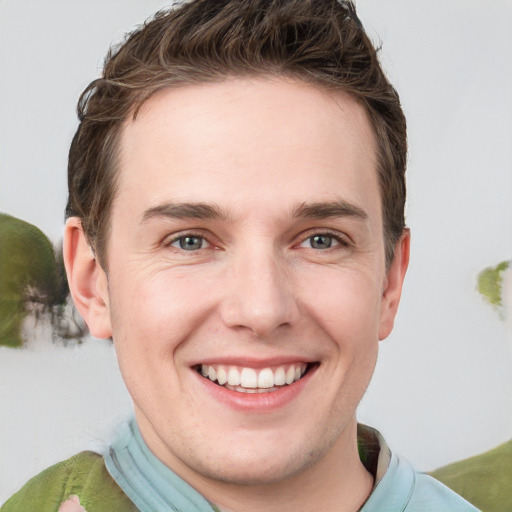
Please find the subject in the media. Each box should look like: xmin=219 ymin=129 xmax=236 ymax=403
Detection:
xmin=169 ymin=234 xmax=210 ymax=251
xmin=308 ymin=234 xmax=336 ymax=249
xmin=299 ymin=232 xmax=347 ymax=250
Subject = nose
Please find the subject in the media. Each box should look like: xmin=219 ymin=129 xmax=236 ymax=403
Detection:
xmin=219 ymin=246 xmax=300 ymax=338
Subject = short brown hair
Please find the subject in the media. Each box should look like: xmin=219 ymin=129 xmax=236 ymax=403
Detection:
xmin=66 ymin=0 xmax=407 ymax=268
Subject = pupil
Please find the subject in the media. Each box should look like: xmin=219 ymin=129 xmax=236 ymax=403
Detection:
xmin=311 ymin=235 xmax=332 ymax=249
xmin=180 ymin=236 xmax=202 ymax=250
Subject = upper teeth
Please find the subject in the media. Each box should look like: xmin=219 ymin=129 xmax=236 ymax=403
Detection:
xmin=200 ymin=363 xmax=307 ymax=389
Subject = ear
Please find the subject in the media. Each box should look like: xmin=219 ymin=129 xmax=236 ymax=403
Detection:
xmin=63 ymin=217 xmax=112 ymax=339
xmin=378 ymin=229 xmax=410 ymax=341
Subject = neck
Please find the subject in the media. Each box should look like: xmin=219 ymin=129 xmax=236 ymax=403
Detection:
xmin=194 ymin=421 xmax=374 ymax=512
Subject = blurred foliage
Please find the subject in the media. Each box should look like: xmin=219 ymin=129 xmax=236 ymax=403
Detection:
xmin=431 ymin=439 xmax=512 ymax=512
xmin=0 ymin=213 xmax=70 ymax=347
xmin=477 ymin=260 xmax=510 ymax=309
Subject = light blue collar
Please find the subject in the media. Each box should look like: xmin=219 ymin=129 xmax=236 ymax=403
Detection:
xmin=360 ymin=450 xmax=415 ymax=511
xmin=104 ymin=420 xmax=218 ymax=512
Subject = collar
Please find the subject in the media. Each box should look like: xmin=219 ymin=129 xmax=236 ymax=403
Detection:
xmin=104 ymin=420 xmax=218 ymax=512
xmin=357 ymin=423 xmax=391 ymax=487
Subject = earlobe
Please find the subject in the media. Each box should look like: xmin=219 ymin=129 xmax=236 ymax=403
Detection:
xmin=378 ymin=229 xmax=410 ymax=341
xmin=63 ymin=218 xmax=112 ymax=339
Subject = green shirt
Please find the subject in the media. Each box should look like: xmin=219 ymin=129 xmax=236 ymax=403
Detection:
xmin=1 ymin=451 xmax=137 ymax=512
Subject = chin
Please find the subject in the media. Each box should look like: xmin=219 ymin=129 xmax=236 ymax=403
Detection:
xmin=198 ymin=457 xmax=312 ymax=486
xmin=183 ymin=433 xmax=333 ymax=487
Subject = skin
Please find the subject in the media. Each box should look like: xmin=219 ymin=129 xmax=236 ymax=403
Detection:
xmin=58 ymin=495 xmax=86 ymax=512
xmin=64 ymin=78 xmax=409 ymax=512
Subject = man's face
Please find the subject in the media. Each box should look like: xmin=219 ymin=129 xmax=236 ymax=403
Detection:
xmin=91 ymin=78 xmax=405 ymax=486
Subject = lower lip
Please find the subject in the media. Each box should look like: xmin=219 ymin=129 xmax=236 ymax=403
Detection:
xmin=194 ymin=365 xmax=317 ymax=412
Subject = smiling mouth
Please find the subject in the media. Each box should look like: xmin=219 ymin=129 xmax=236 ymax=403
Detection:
xmin=195 ymin=363 xmax=315 ymax=393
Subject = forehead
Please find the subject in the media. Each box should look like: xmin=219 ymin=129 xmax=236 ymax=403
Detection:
xmin=115 ymin=78 xmax=379 ymax=219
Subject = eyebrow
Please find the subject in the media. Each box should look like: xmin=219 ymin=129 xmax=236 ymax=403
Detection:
xmin=292 ymin=200 xmax=368 ymax=221
xmin=141 ymin=199 xmax=368 ymax=224
xmin=141 ymin=202 xmax=228 ymax=223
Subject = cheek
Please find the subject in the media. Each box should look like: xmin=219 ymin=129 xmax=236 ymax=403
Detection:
xmin=108 ymin=267 xmax=218 ymax=375
xmin=300 ymin=267 xmax=383 ymax=342
xmin=112 ymin=267 xmax=200 ymax=328
xmin=108 ymin=280 xmax=187 ymax=415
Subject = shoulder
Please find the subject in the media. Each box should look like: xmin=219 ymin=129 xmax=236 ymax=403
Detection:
xmin=408 ymin=473 xmax=481 ymax=511
xmin=430 ymin=440 xmax=512 ymax=512
xmin=1 ymin=451 xmax=139 ymax=512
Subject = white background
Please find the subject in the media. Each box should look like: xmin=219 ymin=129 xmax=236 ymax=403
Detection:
xmin=1 ymin=0 xmax=512 ymax=504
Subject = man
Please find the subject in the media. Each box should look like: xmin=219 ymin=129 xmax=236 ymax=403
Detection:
xmin=1 ymin=1 xmax=479 ymax=511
